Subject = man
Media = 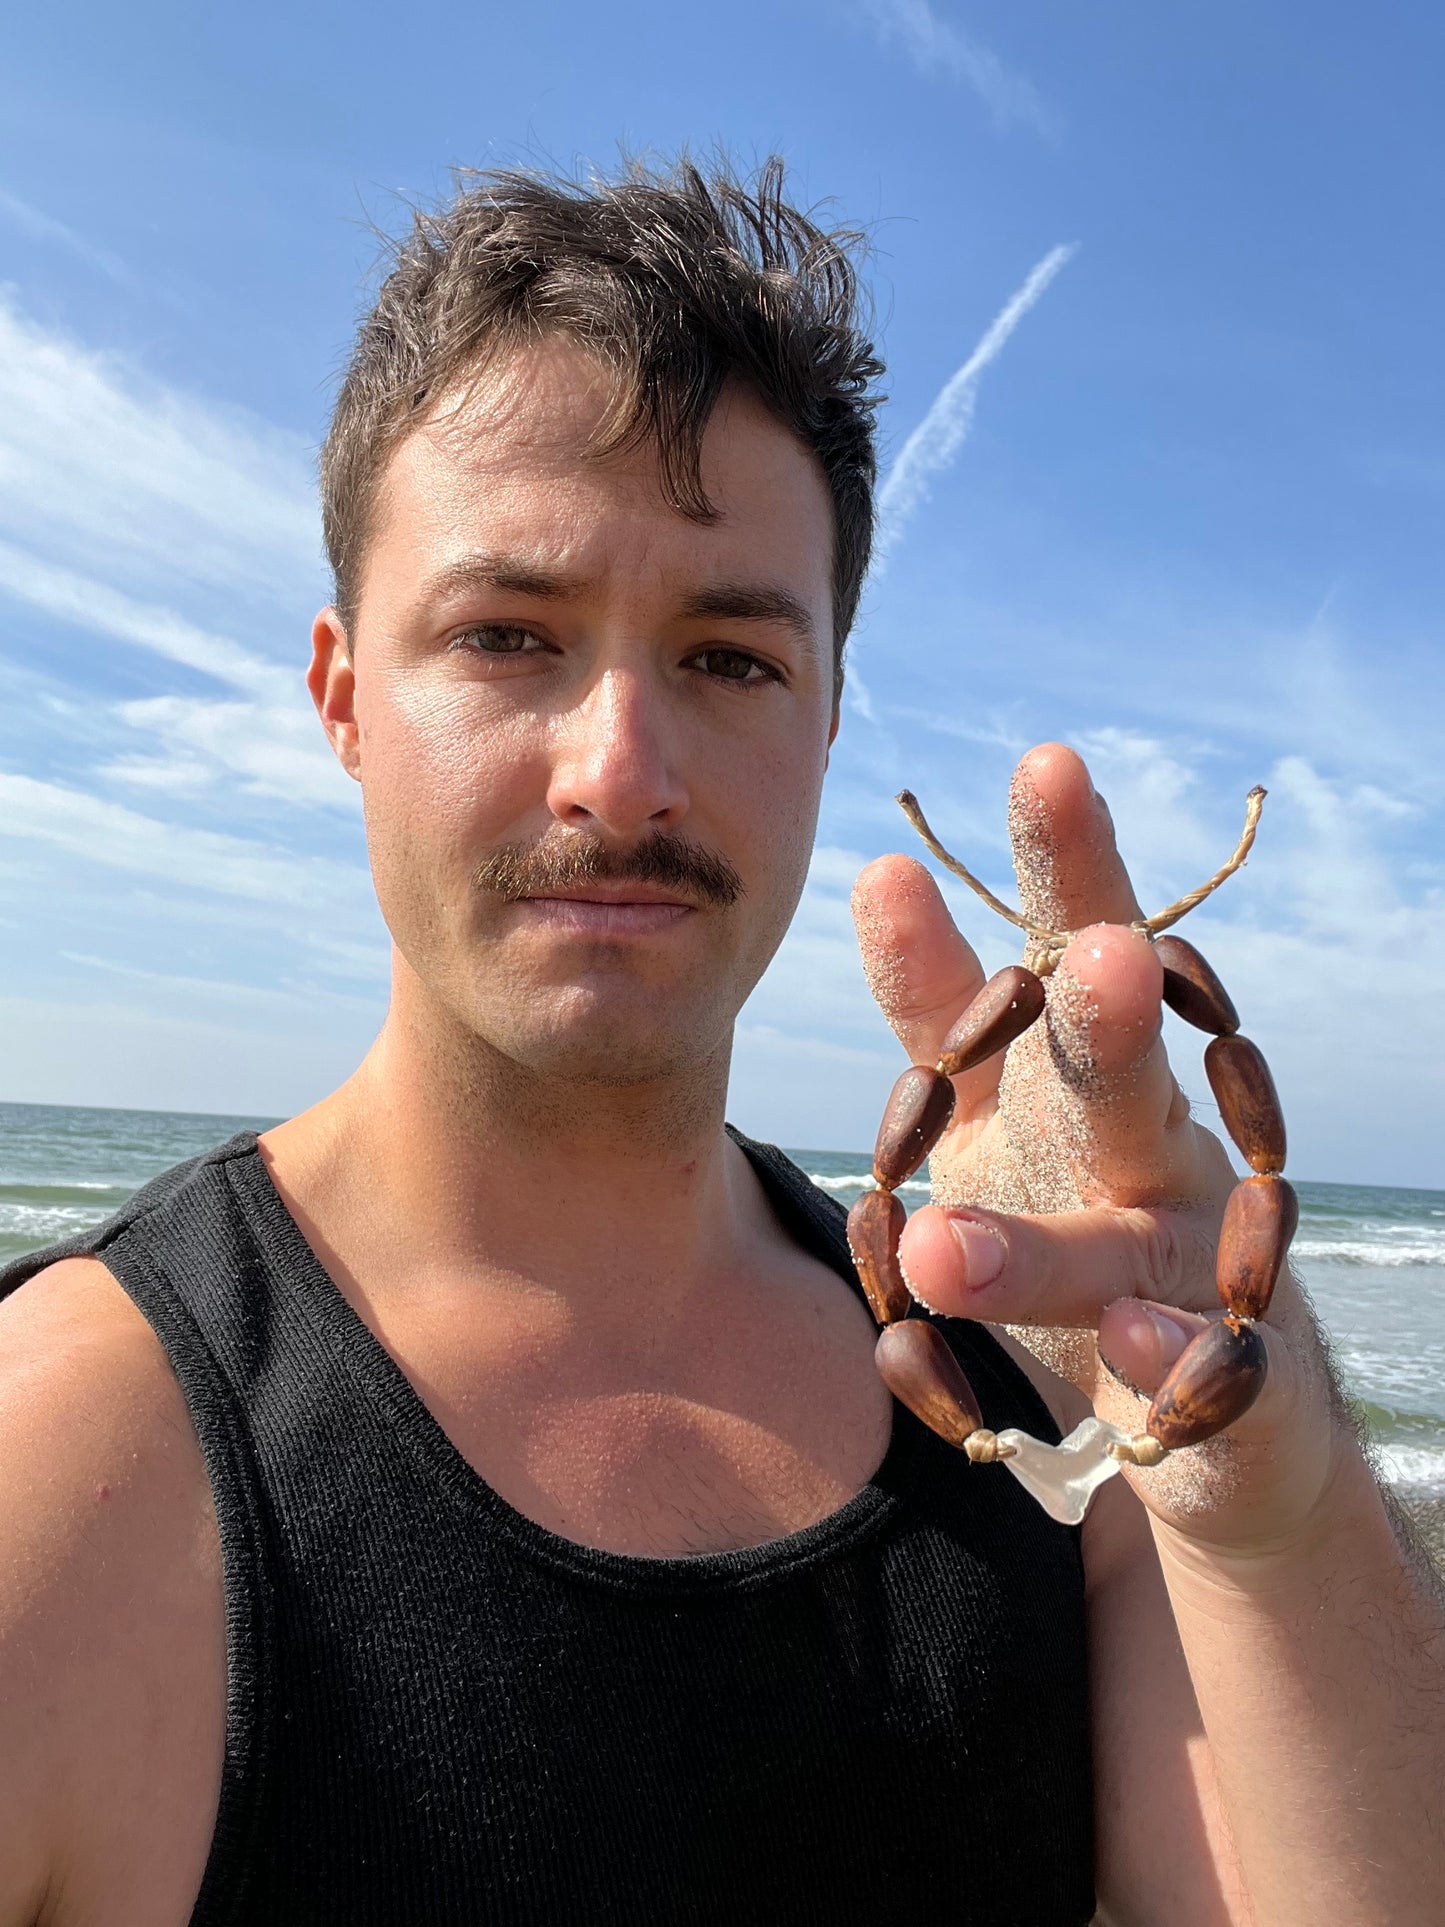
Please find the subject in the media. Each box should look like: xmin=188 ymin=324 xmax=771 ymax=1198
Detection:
xmin=0 ymin=159 xmax=1440 ymax=1925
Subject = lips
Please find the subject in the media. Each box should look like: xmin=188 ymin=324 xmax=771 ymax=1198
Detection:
xmin=522 ymin=882 xmax=696 ymax=908
xmin=515 ymin=896 xmax=695 ymax=935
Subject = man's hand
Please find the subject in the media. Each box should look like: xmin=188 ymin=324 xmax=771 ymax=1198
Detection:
xmin=856 ymin=742 xmax=1445 ymax=1924
xmin=852 ymin=742 xmax=1345 ymax=1555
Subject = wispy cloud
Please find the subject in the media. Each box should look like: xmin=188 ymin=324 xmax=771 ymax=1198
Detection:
xmin=874 ymin=242 xmax=1077 ymax=568
xmin=0 ymin=774 xmax=363 ymax=907
xmin=109 ymin=694 xmax=352 ymax=809
xmin=0 ymin=541 xmax=296 ymax=700
xmin=1063 ymin=730 xmax=1445 ymax=1183
xmin=857 ymin=0 xmax=1052 ymax=134
xmin=0 ymin=288 xmax=386 ymax=1112
xmin=0 ymin=291 xmax=319 ymax=607
xmin=0 ymin=293 xmax=345 ymax=816
xmin=0 ymin=185 xmax=132 ymax=285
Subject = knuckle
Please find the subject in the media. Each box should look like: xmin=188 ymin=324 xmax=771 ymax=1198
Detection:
xmin=1119 ymin=1209 xmax=1192 ymax=1300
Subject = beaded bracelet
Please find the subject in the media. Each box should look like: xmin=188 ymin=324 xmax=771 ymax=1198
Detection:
xmin=848 ymin=789 xmax=1294 ymax=1524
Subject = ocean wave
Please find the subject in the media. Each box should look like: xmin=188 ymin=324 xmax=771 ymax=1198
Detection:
xmin=798 ymin=1188 xmax=1445 ymax=1259
xmin=0 ymin=1182 xmax=129 ymax=1207
xmin=1294 ymin=1237 xmax=1445 ymax=1268
xmin=1374 ymin=1440 xmax=1445 ymax=1491
xmin=806 ymin=1173 xmax=931 ymax=1195
xmin=0 ymin=1201 xmax=112 ymax=1242
xmin=795 ymin=1196 xmax=1445 ymax=1259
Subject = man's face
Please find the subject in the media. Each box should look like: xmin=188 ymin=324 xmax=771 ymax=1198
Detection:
xmin=316 ymin=339 xmax=840 ymax=1086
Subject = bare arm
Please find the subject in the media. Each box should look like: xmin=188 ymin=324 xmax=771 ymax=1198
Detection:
xmin=1152 ymin=1418 xmax=1445 ymax=1921
xmin=0 ymin=1259 xmax=224 ymax=1927
xmin=1079 ymin=1293 xmax=1443 ymax=1922
xmin=1004 ymin=1334 xmax=1253 ymax=1925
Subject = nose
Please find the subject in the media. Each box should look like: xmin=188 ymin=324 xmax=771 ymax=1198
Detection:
xmin=545 ymin=667 xmax=689 ymax=839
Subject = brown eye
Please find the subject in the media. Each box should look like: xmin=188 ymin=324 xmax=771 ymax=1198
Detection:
xmin=452 ymin=624 xmax=547 ymax=655
xmin=691 ymin=648 xmax=778 ymax=685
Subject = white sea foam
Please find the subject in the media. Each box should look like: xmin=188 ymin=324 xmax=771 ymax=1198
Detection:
xmin=807 ymin=1172 xmax=931 ymax=1195
xmin=1373 ymin=1440 xmax=1445 ymax=1490
xmin=0 ymin=1201 xmax=108 ymax=1240
xmin=1336 ymin=1344 xmax=1445 ymax=1421
xmin=1294 ymin=1234 xmax=1445 ymax=1268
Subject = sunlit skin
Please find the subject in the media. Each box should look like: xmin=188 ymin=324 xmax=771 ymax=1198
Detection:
xmin=853 ymin=750 xmax=1445 ymax=1922
xmin=851 ymin=754 xmax=1343 ymax=1555
xmin=328 ymin=346 xmax=839 ymax=1112
xmin=0 ymin=333 xmax=1440 ymax=1927
xmin=268 ymin=338 xmax=903 ymax=1569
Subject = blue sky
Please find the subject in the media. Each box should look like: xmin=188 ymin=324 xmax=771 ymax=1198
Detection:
xmin=1 ymin=0 xmax=1442 ymax=1184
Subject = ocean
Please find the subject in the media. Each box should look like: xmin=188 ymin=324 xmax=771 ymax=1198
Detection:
xmin=3 ymin=1102 xmax=1443 ymax=1506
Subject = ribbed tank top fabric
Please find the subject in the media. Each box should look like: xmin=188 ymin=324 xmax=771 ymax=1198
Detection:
xmin=0 ymin=1129 xmax=1095 ymax=1925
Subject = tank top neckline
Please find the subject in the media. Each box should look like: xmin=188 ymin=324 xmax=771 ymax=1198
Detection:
xmin=217 ymin=1129 xmax=930 ymax=1596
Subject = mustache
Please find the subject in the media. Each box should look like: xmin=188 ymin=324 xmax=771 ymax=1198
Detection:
xmin=472 ymin=830 xmax=745 ymax=908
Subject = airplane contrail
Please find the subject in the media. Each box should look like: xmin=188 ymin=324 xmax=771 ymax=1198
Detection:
xmin=873 ymin=242 xmax=1078 ymax=569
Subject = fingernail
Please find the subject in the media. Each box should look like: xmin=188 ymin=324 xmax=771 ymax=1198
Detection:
xmin=1139 ymin=1301 xmax=1189 ymax=1372
xmin=943 ymin=1214 xmax=1008 ymax=1291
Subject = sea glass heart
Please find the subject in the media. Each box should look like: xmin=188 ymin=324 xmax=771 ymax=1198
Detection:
xmin=994 ymin=1417 xmax=1131 ymax=1525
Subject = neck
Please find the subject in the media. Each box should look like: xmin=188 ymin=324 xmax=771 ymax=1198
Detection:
xmin=278 ymin=968 xmax=757 ymax=1324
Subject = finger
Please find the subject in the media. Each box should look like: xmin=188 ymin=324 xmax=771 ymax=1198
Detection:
xmin=1032 ymin=922 xmax=1207 ymax=1202
xmin=852 ymin=855 xmax=987 ymax=1073
xmin=1094 ymin=1295 xmax=1332 ymax=1543
xmin=1046 ymin=922 xmax=1166 ymax=1085
xmin=897 ymin=1197 xmax=1221 ymax=1329
xmin=993 ymin=921 xmax=1226 ymax=1209
xmin=1096 ymin=1295 xmax=1201 ymax=1395
xmin=1096 ymin=1290 xmax=1317 ymax=1457
xmin=1009 ymin=743 xmax=1143 ymax=931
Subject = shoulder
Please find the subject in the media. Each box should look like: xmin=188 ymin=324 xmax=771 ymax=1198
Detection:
xmin=0 ymin=1258 xmax=223 ymax=1922
xmin=0 ymin=1248 xmax=204 ymax=1487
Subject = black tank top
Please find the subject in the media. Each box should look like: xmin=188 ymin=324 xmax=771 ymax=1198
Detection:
xmin=1 ymin=1128 xmax=1094 ymax=1925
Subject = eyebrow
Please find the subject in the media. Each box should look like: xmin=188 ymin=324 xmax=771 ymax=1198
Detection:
xmin=420 ymin=552 xmax=578 ymax=604
xmin=419 ymin=553 xmax=819 ymax=647
xmin=678 ymin=583 xmax=818 ymax=646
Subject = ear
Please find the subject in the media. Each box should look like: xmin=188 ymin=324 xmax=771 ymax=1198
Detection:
xmin=309 ymin=607 xmax=362 ymax=780
xmin=826 ymin=694 xmax=842 ymax=759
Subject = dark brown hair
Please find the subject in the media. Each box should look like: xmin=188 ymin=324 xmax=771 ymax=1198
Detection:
xmin=321 ymin=156 xmax=884 ymax=674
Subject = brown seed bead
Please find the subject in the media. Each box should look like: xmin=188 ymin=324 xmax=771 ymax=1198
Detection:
xmin=1216 ymin=1175 xmax=1299 ymax=1321
xmin=1146 ymin=1319 xmax=1269 ymax=1450
xmin=937 ymin=965 xmax=1047 ymax=1078
xmin=873 ymin=1064 xmax=956 ymax=1190
xmin=1205 ymin=1034 xmax=1287 ymax=1174
xmin=874 ymin=1320 xmax=985 ymax=1448
xmin=1154 ymin=935 xmax=1240 ymax=1037
xmin=846 ymin=1188 xmax=911 ymax=1326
